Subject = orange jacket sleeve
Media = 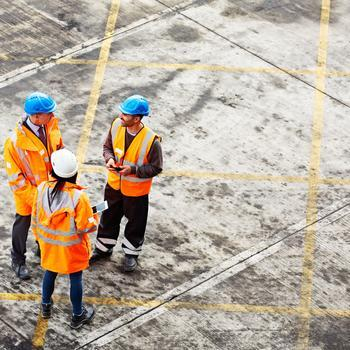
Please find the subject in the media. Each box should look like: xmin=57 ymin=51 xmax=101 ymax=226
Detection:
xmin=75 ymin=192 xmax=98 ymax=235
xmin=4 ymin=138 xmax=36 ymax=215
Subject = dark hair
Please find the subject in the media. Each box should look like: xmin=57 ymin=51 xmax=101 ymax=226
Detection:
xmin=50 ymin=169 xmax=78 ymax=201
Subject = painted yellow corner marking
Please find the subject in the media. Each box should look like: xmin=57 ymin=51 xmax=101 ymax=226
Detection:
xmin=297 ymin=1 xmax=331 ymax=349
xmin=76 ymin=0 xmax=120 ymax=166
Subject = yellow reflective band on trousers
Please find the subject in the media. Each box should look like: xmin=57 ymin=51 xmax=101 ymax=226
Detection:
xmin=108 ymin=119 xmax=157 ymax=196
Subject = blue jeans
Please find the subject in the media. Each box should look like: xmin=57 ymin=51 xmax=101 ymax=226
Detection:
xmin=42 ymin=270 xmax=83 ymax=315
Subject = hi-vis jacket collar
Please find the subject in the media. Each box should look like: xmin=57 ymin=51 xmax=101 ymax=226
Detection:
xmin=16 ymin=115 xmax=59 ymax=151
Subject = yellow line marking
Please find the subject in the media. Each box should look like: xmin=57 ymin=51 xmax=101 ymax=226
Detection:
xmin=1 ymin=292 xmax=349 ymax=319
xmin=319 ymin=177 xmax=350 ymax=185
xmin=58 ymin=57 xmax=317 ymax=75
xmin=2 ymin=161 xmax=350 ymax=185
xmin=75 ymin=0 xmax=120 ymax=166
xmin=167 ymin=301 xmax=302 ymax=315
xmin=54 ymin=58 xmax=350 ymax=80
xmin=32 ymin=313 xmax=49 ymax=349
xmin=326 ymin=70 xmax=350 ymax=77
xmin=78 ymin=164 xmax=350 ymax=185
xmin=311 ymin=308 xmax=350 ymax=318
xmin=162 ymin=170 xmax=309 ymax=183
xmin=78 ymin=164 xmax=310 ymax=183
xmin=0 ymin=293 xmax=40 ymax=301
xmin=297 ymin=1 xmax=331 ymax=349
xmin=0 ymin=53 xmax=11 ymax=61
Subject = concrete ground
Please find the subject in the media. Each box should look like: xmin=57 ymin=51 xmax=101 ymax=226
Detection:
xmin=0 ymin=0 xmax=349 ymax=349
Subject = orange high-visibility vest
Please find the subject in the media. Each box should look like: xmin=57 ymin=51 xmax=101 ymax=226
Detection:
xmin=32 ymin=181 xmax=97 ymax=274
xmin=3 ymin=116 xmax=63 ymax=215
xmin=107 ymin=119 xmax=158 ymax=197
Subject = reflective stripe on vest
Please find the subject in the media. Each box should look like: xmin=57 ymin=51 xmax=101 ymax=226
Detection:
xmin=111 ymin=119 xmax=122 ymax=163
xmin=35 ymin=183 xmax=84 ymax=242
xmin=15 ymin=146 xmax=36 ymax=185
xmin=10 ymin=178 xmax=26 ymax=191
xmin=108 ymin=120 xmax=155 ymax=195
xmin=37 ymin=230 xmax=82 ymax=247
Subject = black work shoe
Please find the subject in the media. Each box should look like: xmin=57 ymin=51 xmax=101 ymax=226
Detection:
xmin=89 ymin=249 xmax=112 ymax=264
xmin=70 ymin=306 xmax=95 ymax=329
xmin=11 ymin=262 xmax=31 ymax=280
xmin=41 ymin=299 xmax=53 ymax=319
xmin=123 ymin=255 xmax=138 ymax=272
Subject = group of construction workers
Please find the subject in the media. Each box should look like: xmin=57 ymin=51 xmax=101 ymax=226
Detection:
xmin=3 ymin=92 xmax=163 ymax=329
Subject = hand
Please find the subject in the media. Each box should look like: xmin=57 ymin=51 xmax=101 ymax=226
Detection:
xmin=118 ymin=165 xmax=132 ymax=176
xmin=106 ymin=158 xmax=118 ymax=173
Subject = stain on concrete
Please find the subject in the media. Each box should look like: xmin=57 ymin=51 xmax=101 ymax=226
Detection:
xmin=218 ymin=94 xmax=244 ymax=109
xmin=310 ymin=317 xmax=350 ymax=350
xmin=232 ymin=0 xmax=326 ymax=24
xmin=194 ymin=126 xmax=208 ymax=139
xmin=221 ymin=6 xmax=248 ymax=18
xmin=272 ymin=76 xmax=287 ymax=90
xmin=167 ymin=24 xmax=201 ymax=43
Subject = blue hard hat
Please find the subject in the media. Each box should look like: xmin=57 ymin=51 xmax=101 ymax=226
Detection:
xmin=119 ymin=95 xmax=150 ymax=116
xmin=24 ymin=92 xmax=57 ymax=115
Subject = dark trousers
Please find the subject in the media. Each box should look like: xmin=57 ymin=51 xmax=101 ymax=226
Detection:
xmin=95 ymin=183 xmax=149 ymax=256
xmin=11 ymin=214 xmax=31 ymax=265
xmin=42 ymin=270 xmax=83 ymax=315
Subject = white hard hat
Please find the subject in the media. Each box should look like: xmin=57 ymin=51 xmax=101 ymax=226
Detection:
xmin=51 ymin=149 xmax=78 ymax=178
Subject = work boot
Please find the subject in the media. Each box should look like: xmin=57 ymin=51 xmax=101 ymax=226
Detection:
xmin=70 ymin=306 xmax=95 ymax=329
xmin=89 ymin=249 xmax=112 ymax=264
xmin=11 ymin=261 xmax=30 ymax=280
xmin=123 ymin=255 xmax=138 ymax=272
xmin=41 ymin=299 xmax=53 ymax=319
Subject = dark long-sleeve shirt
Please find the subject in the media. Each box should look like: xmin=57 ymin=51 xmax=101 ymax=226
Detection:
xmin=103 ymin=124 xmax=163 ymax=178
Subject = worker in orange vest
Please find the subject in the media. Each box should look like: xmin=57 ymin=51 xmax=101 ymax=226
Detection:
xmin=32 ymin=149 xmax=96 ymax=329
xmin=90 ymin=95 xmax=163 ymax=272
xmin=3 ymin=92 xmax=64 ymax=280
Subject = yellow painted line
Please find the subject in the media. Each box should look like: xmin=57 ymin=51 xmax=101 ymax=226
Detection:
xmin=326 ymin=70 xmax=350 ymax=77
xmin=162 ymin=170 xmax=309 ymax=183
xmin=297 ymin=1 xmax=331 ymax=349
xmin=167 ymin=301 xmax=302 ymax=315
xmin=3 ymin=160 xmax=350 ymax=185
xmin=32 ymin=313 xmax=49 ymax=348
xmin=78 ymin=164 xmax=309 ymax=183
xmin=311 ymin=308 xmax=350 ymax=318
xmin=319 ymin=177 xmax=350 ymax=185
xmin=1 ymin=292 xmax=349 ymax=319
xmin=57 ymin=57 xmax=317 ymax=76
xmin=0 ymin=53 xmax=11 ymax=61
xmin=75 ymin=0 xmax=120 ymax=166
xmin=0 ymin=293 xmax=40 ymax=301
